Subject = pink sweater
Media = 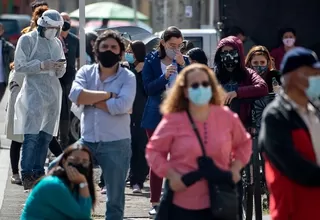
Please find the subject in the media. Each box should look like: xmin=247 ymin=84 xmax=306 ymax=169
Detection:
xmin=146 ymin=105 xmax=252 ymax=210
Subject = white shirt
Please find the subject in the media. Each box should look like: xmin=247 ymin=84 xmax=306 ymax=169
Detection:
xmin=0 ymin=40 xmax=4 ymax=83
xmin=284 ymin=94 xmax=320 ymax=164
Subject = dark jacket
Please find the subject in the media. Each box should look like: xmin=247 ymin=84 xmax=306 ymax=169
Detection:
xmin=129 ymin=63 xmax=147 ymax=126
xmin=263 ymin=70 xmax=281 ymax=93
xmin=1 ymin=37 xmax=15 ymax=84
xmin=214 ymin=36 xmax=268 ymax=124
xmin=141 ymin=50 xmax=190 ymax=129
xmin=259 ymin=95 xmax=320 ymax=220
xmin=270 ymin=46 xmax=286 ymax=70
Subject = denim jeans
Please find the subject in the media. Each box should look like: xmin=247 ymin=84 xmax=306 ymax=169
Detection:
xmin=80 ymin=138 xmax=131 ymax=220
xmin=21 ymin=131 xmax=53 ymax=179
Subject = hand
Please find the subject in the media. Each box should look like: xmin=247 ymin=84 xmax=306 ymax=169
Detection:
xmin=122 ymin=61 xmax=130 ymax=68
xmin=224 ymin=91 xmax=237 ymax=104
xmin=230 ymin=167 xmax=241 ymax=183
xmin=165 ymin=64 xmax=177 ymax=80
xmin=175 ymin=52 xmax=185 ymax=66
xmin=40 ymin=60 xmax=56 ymax=71
xmin=168 ymin=170 xmax=187 ymax=192
xmin=94 ymin=100 xmax=106 ymax=109
xmin=135 ymin=62 xmax=144 ymax=73
xmin=65 ymin=165 xmax=87 ymax=184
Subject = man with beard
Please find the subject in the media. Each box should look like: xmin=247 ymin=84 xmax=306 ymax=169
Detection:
xmin=69 ymin=30 xmax=136 ymax=220
xmin=213 ymin=36 xmax=268 ymax=219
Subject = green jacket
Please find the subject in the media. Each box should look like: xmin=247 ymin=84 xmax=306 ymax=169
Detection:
xmin=1 ymin=37 xmax=15 ymax=84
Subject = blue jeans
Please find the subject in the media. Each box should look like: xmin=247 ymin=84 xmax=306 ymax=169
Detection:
xmin=80 ymin=138 xmax=131 ymax=220
xmin=21 ymin=131 xmax=53 ymax=179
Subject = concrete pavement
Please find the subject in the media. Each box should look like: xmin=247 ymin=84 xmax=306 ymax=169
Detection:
xmin=0 ymin=91 xmax=270 ymax=220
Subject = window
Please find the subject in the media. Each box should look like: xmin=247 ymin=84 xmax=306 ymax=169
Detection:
xmin=184 ymin=37 xmax=203 ymax=49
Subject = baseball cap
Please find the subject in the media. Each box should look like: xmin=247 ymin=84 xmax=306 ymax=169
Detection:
xmin=280 ymin=47 xmax=320 ymax=75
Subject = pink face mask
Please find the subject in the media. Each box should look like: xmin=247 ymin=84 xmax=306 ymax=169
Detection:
xmin=283 ymin=38 xmax=295 ymax=47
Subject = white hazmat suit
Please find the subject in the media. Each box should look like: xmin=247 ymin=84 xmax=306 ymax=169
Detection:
xmin=14 ymin=10 xmax=66 ymax=136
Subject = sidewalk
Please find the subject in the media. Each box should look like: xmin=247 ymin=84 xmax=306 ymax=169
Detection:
xmin=0 ymin=92 xmax=151 ymax=220
xmin=0 ymin=152 xmax=151 ymax=220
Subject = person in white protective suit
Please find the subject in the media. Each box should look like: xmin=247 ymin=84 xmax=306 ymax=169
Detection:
xmin=13 ymin=9 xmax=66 ymax=190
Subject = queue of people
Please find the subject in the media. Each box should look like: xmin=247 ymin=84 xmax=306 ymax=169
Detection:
xmin=1 ymin=1 xmax=320 ymax=219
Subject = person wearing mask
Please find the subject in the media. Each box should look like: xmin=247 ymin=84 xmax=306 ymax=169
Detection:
xmin=6 ymin=6 xmax=63 ymax=187
xmin=58 ymin=12 xmax=80 ymax=150
xmin=14 ymin=9 xmax=66 ymax=190
xmin=213 ymin=36 xmax=268 ymax=219
xmin=228 ymin=26 xmax=256 ymax=56
xmin=85 ymin=31 xmax=98 ymax=64
xmin=125 ymin=40 xmax=149 ymax=193
xmin=271 ymin=27 xmax=297 ymax=70
xmin=259 ymin=47 xmax=320 ymax=220
xmin=21 ymin=144 xmax=95 ymax=220
xmin=69 ymin=30 xmax=136 ymax=220
xmin=141 ymin=26 xmax=190 ymax=217
xmin=245 ymin=45 xmax=281 ymax=92
xmin=180 ymin=40 xmax=195 ymax=55
xmin=146 ymin=64 xmax=252 ymax=219
xmin=186 ymin=47 xmax=208 ymax=65
xmin=0 ymin=23 xmax=15 ymax=102
xmin=214 ymin=36 xmax=268 ymax=123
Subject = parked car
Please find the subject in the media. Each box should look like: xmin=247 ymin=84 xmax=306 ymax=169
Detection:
xmin=0 ymin=14 xmax=31 ymax=45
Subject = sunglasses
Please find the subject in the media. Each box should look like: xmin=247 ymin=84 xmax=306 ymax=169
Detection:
xmin=190 ymin=81 xmax=210 ymax=89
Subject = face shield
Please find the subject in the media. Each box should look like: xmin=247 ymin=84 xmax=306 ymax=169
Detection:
xmin=37 ymin=9 xmax=63 ymax=39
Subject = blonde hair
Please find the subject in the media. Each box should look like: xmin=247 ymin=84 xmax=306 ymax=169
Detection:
xmin=161 ymin=63 xmax=226 ymax=114
xmin=245 ymin=45 xmax=276 ymax=71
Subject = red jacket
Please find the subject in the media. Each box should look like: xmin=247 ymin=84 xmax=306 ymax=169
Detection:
xmin=259 ymin=96 xmax=320 ymax=220
xmin=214 ymin=36 xmax=269 ymax=124
xmin=270 ymin=46 xmax=286 ymax=70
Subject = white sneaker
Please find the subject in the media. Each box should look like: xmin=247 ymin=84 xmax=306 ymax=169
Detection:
xmin=132 ymin=184 xmax=142 ymax=193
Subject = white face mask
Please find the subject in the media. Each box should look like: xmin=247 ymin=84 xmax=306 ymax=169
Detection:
xmin=283 ymin=38 xmax=295 ymax=47
xmin=44 ymin=29 xmax=57 ymax=40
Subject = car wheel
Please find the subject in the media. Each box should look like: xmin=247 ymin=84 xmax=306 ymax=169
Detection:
xmin=69 ymin=113 xmax=80 ymax=143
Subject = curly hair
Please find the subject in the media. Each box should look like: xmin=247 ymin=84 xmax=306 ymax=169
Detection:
xmin=245 ymin=45 xmax=276 ymax=71
xmin=94 ymin=30 xmax=126 ymax=56
xmin=161 ymin=64 xmax=225 ymax=114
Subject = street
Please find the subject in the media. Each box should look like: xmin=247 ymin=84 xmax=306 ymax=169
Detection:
xmin=0 ymin=91 xmax=271 ymax=220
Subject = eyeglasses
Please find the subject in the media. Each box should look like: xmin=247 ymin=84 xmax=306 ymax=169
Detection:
xmin=190 ymin=81 xmax=210 ymax=89
xmin=167 ymin=43 xmax=184 ymax=50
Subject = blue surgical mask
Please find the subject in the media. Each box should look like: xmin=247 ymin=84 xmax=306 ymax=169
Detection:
xmin=125 ymin=53 xmax=135 ymax=64
xmin=253 ymin=65 xmax=268 ymax=75
xmin=188 ymin=86 xmax=212 ymax=106
xmin=306 ymin=76 xmax=320 ymax=99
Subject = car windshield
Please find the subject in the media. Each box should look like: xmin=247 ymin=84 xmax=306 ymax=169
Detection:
xmin=0 ymin=19 xmax=19 ymax=35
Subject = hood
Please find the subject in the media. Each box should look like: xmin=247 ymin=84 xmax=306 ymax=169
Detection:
xmin=214 ymin=36 xmax=246 ymax=70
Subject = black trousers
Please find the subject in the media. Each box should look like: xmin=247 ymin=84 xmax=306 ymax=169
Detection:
xmin=59 ymin=83 xmax=72 ymax=149
xmin=0 ymin=82 xmax=6 ymax=102
xmin=129 ymin=124 xmax=149 ymax=188
xmin=168 ymin=204 xmax=213 ymax=220
xmin=10 ymin=141 xmax=22 ymax=175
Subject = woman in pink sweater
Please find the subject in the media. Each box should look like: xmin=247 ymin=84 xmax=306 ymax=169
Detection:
xmin=146 ymin=64 xmax=252 ymax=219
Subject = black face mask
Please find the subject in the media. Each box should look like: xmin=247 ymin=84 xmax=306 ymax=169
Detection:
xmin=68 ymin=162 xmax=89 ymax=176
xmin=220 ymin=49 xmax=240 ymax=70
xmin=98 ymin=50 xmax=121 ymax=68
xmin=62 ymin=21 xmax=71 ymax=31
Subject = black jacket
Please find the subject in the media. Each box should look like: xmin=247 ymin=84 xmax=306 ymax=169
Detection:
xmin=1 ymin=37 xmax=15 ymax=84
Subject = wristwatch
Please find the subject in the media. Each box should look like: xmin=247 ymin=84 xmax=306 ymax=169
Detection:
xmin=79 ymin=182 xmax=88 ymax=188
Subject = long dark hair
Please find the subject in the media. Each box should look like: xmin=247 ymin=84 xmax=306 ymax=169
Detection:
xmin=157 ymin=26 xmax=183 ymax=59
xmin=129 ymin=40 xmax=146 ymax=63
xmin=86 ymin=31 xmax=98 ymax=64
xmin=48 ymin=144 xmax=96 ymax=208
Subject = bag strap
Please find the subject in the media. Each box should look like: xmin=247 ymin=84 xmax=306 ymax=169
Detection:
xmin=186 ymin=110 xmax=207 ymax=156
